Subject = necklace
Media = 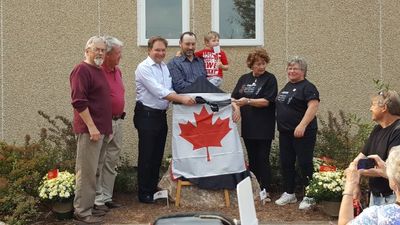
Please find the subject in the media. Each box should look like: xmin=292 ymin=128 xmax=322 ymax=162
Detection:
xmin=253 ymin=78 xmax=257 ymax=85
xmin=247 ymin=75 xmax=257 ymax=86
xmin=250 ymin=75 xmax=257 ymax=85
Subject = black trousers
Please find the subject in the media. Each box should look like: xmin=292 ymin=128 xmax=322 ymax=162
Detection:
xmin=133 ymin=105 xmax=167 ymax=197
xmin=279 ymin=129 xmax=316 ymax=194
xmin=243 ymin=138 xmax=272 ymax=191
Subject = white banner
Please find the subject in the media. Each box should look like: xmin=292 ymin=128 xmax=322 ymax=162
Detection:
xmin=172 ymin=93 xmax=246 ymax=179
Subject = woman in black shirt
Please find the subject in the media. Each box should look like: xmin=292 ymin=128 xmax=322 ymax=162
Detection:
xmin=232 ymin=48 xmax=277 ymax=201
xmin=275 ymin=56 xmax=320 ymax=209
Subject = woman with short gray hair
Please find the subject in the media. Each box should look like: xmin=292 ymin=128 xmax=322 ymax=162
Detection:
xmin=275 ymin=56 xmax=320 ymax=210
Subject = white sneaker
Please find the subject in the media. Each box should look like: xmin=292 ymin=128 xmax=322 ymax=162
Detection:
xmin=265 ymin=192 xmax=271 ymax=202
xmin=299 ymin=196 xmax=316 ymax=210
xmin=275 ymin=192 xmax=297 ymax=205
xmin=260 ymin=189 xmax=272 ymax=203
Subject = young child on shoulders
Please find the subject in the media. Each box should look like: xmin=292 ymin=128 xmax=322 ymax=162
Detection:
xmin=195 ymin=31 xmax=229 ymax=87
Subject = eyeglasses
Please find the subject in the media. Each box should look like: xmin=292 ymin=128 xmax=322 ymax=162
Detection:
xmin=90 ymin=47 xmax=106 ymax=53
xmin=287 ymin=67 xmax=302 ymax=71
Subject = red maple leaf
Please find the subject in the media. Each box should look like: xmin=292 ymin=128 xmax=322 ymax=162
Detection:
xmin=179 ymin=106 xmax=231 ymax=161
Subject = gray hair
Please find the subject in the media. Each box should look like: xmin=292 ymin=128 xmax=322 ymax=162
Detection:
xmin=85 ymin=35 xmax=106 ymax=50
xmin=386 ymin=145 xmax=400 ymax=187
xmin=287 ymin=56 xmax=308 ymax=76
xmin=104 ymin=36 xmax=124 ymax=53
xmin=374 ymin=90 xmax=400 ymax=116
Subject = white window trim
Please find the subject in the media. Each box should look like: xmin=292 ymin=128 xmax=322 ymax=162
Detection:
xmin=211 ymin=0 xmax=264 ymax=46
xmin=137 ymin=0 xmax=190 ymax=46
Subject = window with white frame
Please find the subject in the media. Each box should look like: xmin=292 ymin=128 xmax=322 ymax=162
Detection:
xmin=211 ymin=0 xmax=263 ymax=46
xmin=137 ymin=0 xmax=189 ymax=46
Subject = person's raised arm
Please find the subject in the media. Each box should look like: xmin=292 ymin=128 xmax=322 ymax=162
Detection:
xmin=338 ymin=162 xmax=360 ymax=225
xmin=359 ymin=154 xmax=388 ymax=178
xmin=350 ymin=152 xmax=367 ymax=200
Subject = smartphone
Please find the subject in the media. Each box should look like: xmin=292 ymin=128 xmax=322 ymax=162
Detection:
xmin=357 ymin=158 xmax=376 ymax=170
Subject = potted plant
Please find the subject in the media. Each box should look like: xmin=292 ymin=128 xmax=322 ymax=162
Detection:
xmin=305 ymin=170 xmax=345 ymax=217
xmin=38 ymin=170 xmax=75 ymax=220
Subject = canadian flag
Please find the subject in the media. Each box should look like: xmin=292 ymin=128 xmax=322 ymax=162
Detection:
xmin=172 ymin=93 xmax=246 ymax=179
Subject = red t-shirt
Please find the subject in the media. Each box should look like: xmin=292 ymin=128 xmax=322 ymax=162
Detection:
xmin=102 ymin=65 xmax=125 ymax=116
xmin=195 ymin=48 xmax=228 ymax=78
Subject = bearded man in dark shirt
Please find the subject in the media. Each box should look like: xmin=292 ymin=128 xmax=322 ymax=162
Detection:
xmin=70 ymin=36 xmax=112 ymax=224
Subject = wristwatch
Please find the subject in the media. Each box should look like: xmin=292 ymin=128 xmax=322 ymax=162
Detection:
xmin=247 ymin=98 xmax=251 ymax=105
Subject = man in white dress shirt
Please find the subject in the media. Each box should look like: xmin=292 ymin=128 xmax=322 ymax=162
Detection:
xmin=134 ymin=36 xmax=195 ymax=203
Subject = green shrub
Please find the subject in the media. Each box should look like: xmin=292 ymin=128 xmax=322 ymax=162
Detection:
xmin=0 ymin=111 xmax=76 ymax=224
xmin=114 ymin=155 xmax=138 ymax=193
xmin=160 ymin=154 xmax=172 ymax=176
xmin=269 ymin=141 xmax=282 ymax=192
xmin=2 ymin=192 xmax=39 ymax=225
xmin=315 ymin=110 xmax=373 ymax=169
xmin=0 ymin=140 xmax=42 ymax=224
xmin=37 ymin=110 xmax=76 ymax=172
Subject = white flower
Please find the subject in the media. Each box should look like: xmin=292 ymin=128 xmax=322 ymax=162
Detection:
xmin=38 ymin=171 xmax=75 ymax=201
xmin=305 ymin=170 xmax=345 ymax=202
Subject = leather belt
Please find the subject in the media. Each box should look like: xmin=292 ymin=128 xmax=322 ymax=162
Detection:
xmin=136 ymin=101 xmax=166 ymax=114
xmin=112 ymin=112 xmax=126 ymax=120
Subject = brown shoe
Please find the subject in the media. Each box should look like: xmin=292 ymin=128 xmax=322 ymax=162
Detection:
xmin=105 ymin=201 xmax=122 ymax=208
xmin=92 ymin=208 xmax=106 ymax=216
xmin=94 ymin=204 xmax=110 ymax=212
xmin=73 ymin=214 xmax=103 ymax=224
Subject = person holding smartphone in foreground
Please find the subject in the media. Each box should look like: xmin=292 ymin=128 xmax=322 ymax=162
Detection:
xmin=352 ymin=90 xmax=400 ymax=206
xmin=338 ymin=146 xmax=400 ymax=224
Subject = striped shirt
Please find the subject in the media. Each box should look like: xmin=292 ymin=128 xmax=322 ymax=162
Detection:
xmin=167 ymin=55 xmax=207 ymax=93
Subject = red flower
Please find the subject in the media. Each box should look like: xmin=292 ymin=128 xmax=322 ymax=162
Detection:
xmin=47 ymin=169 xmax=58 ymax=180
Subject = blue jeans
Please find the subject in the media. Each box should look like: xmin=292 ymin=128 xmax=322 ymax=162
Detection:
xmin=208 ymin=76 xmax=223 ymax=87
xmin=369 ymin=192 xmax=396 ymax=206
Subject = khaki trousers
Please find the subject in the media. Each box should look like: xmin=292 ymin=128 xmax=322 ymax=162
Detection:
xmin=95 ymin=119 xmax=123 ymax=205
xmin=73 ymin=133 xmax=105 ymax=217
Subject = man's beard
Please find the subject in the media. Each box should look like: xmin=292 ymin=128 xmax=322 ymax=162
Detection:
xmin=94 ymin=58 xmax=104 ymax=66
xmin=183 ymin=50 xmax=194 ymax=57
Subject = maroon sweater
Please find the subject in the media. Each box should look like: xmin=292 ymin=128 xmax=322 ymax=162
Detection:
xmin=70 ymin=61 xmax=112 ymax=135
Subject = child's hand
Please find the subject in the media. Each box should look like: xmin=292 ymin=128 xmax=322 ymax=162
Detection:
xmin=216 ymin=60 xmax=228 ymax=71
xmin=216 ymin=61 xmax=223 ymax=69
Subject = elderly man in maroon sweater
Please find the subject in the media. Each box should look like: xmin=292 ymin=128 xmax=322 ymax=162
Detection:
xmin=70 ymin=36 xmax=112 ymax=224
